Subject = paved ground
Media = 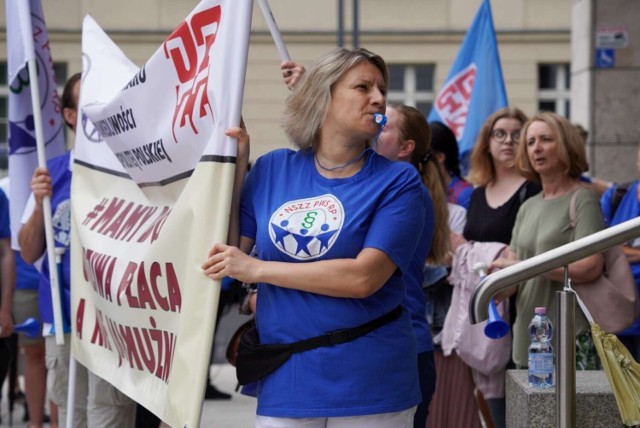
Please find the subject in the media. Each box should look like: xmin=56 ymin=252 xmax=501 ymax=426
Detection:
xmin=0 ymin=363 xmax=256 ymax=427
xmin=0 ymin=310 xmax=258 ymax=427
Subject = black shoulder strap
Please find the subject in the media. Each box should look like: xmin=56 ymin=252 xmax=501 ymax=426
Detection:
xmin=518 ymin=182 xmax=528 ymax=205
xmin=611 ymin=181 xmax=633 ymax=218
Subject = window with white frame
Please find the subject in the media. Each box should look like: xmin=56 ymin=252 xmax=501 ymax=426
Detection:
xmin=386 ymin=64 xmax=435 ymax=117
xmin=538 ymin=63 xmax=571 ymax=118
xmin=0 ymin=62 xmax=67 ymax=170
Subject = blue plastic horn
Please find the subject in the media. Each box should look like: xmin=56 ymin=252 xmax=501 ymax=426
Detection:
xmin=485 ymin=300 xmax=510 ymax=339
xmin=15 ymin=317 xmax=41 ymax=338
xmin=472 ymin=262 xmax=509 ymax=339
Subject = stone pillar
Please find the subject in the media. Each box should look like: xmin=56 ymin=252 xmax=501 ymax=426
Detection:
xmin=571 ymin=0 xmax=640 ymax=183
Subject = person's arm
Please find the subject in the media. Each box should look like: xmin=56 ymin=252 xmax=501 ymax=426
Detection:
xmin=540 ymin=254 xmax=604 ymax=283
xmin=202 ymin=244 xmax=397 ymax=298
xmin=622 ymin=245 xmax=640 ymax=263
xmin=281 ymin=60 xmax=305 ymax=90
xmin=488 ymin=247 xmax=519 ymax=301
xmin=489 ymin=242 xmax=604 ymax=284
xmin=226 ymin=123 xmax=250 ymax=247
xmin=19 ymin=167 xmax=51 ymax=263
xmin=0 ymin=239 xmax=15 ymax=337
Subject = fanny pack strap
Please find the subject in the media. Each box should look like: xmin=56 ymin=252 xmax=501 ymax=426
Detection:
xmin=289 ymin=305 xmax=402 ymax=354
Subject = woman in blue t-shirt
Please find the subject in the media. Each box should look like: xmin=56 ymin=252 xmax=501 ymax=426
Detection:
xmin=375 ymin=103 xmax=449 ymax=428
xmin=203 ymin=48 xmax=425 ymax=427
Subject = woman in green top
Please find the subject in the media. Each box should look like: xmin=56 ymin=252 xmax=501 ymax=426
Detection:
xmin=490 ymin=111 xmax=604 ymax=367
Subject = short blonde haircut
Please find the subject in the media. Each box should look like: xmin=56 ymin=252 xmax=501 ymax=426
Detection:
xmin=516 ymin=111 xmax=589 ymax=182
xmin=282 ymin=48 xmax=389 ymax=151
xmin=467 ymin=107 xmax=528 ymax=187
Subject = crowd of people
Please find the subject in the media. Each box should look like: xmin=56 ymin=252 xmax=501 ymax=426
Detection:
xmin=0 ymin=45 xmax=638 ymax=428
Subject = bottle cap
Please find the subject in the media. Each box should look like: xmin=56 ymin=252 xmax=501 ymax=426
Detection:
xmin=535 ymin=307 xmax=546 ymax=314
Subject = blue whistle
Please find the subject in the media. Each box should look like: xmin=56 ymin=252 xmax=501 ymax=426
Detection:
xmin=374 ymin=113 xmax=387 ymax=127
xmin=373 ymin=113 xmax=387 ymax=148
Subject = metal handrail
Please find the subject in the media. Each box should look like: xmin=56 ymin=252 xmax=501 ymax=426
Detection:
xmin=469 ymin=215 xmax=640 ymax=428
xmin=469 ymin=215 xmax=640 ymax=324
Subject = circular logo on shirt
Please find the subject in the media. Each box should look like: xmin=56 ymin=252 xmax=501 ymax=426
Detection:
xmin=269 ymin=194 xmax=344 ymax=260
xmin=52 ymin=199 xmax=71 ymax=247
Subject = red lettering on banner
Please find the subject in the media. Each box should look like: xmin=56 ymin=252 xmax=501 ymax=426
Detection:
xmin=103 ymin=201 xmax=135 ymax=238
xmin=163 ymin=5 xmax=221 ymax=143
xmin=103 ymin=315 xmax=176 ymax=383
xmin=116 ymin=262 xmax=138 ymax=307
xmin=434 ymin=64 xmax=477 ymax=140
xmin=106 ymin=317 xmax=128 ymax=367
xmin=115 ymin=261 xmax=181 ymax=313
xmin=119 ymin=324 xmax=144 ymax=371
xmin=115 ymin=205 xmax=158 ymax=241
xmin=82 ymin=248 xmax=116 ymax=302
xmin=91 ymin=198 xmax=126 ymax=233
xmin=90 ymin=309 xmax=112 ymax=351
xmin=84 ymin=197 xmax=170 ymax=243
xmin=136 ymin=206 xmax=172 ymax=244
xmin=76 ymin=298 xmax=86 ymax=340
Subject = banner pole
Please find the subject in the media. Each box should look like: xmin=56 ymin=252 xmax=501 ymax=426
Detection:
xmin=17 ymin=0 xmax=66 ymax=346
xmin=256 ymin=0 xmax=290 ymax=61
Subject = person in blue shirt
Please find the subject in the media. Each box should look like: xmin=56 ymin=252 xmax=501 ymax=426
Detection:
xmin=203 ymin=48 xmax=424 ymax=427
xmin=600 ymin=149 xmax=640 ymax=360
xmin=19 ymin=73 xmax=136 ymax=428
xmin=376 ymin=103 xmax=450 ymax=428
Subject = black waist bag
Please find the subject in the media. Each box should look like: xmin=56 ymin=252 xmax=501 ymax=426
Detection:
xmin=235 ymin=305 xmax=402 ymax=385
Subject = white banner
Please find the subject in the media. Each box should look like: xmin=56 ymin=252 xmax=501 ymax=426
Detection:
xmin=71 ymin=1 xmax=253 ymax=426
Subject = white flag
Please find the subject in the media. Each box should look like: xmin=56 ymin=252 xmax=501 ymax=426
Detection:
xmin=71 ymin=1 xmax=253 ymax=426
xmin=6 ymin=0 xmax=66 ymax=248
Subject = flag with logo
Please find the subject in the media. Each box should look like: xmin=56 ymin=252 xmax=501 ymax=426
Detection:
xmin=71 ymin=0 xmax=253 ymax=425
xmin=428 ymin=0 xmax=507 ymax=169
xmin=6 ymin=0 xmax=66 ymax=248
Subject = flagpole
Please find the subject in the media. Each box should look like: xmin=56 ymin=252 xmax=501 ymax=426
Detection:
xmin=17 ymin=0 xmax=66 ymax=345
xmin=256 ymin=0 xmax=291 ymax=61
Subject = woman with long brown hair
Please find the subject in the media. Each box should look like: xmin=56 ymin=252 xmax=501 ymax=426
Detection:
xmin=376 ymin=103 xmax=448 ymax=428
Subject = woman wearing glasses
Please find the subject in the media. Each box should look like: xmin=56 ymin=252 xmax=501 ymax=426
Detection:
xmin=464 ymin=107 xmax=541 ymax=246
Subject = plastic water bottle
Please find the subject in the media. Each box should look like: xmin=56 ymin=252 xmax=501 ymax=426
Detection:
xmin=528 ymin=306 xmax=554 ymax=387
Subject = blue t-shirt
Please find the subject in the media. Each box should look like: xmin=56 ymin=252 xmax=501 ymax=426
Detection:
xmin=0 ymin=187 xmax=40 ymax=291
xmin=240 ymin=148 xmax=423 ymax=417
xmin=601 ymin=181 xmax=640 ymax=335
xmin=16 ymin=251 xmax=40 ymax=291
xmin=405 ymin=185 xmax=434 ymax=353
xmin=37 ymin=152 xmax=72 ymax=326
xmin=448 ymin=175 xmax=473 ymax=209
xmin=0 ymin=189 xmax=10 ymax=240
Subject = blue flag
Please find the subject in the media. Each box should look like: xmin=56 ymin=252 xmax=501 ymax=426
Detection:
xmin=428 ymin=0 xmax=507 ymax=170
xmin=6 ymin=0 xmax=66 ymax=248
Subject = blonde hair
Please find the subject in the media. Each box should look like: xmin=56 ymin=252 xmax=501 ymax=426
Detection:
xmin=389 ymin=103 xmax=449 ymax=264
xmin=282 ymin=48 xmax=389 ymax=151
xmin=516 ymin=111 xmax=589 ymax=182
xmin=467 ymin=107 xmax=528 ymax=186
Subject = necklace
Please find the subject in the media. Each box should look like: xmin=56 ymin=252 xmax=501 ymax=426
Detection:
xmin=314 ymin=148 xmax=369 ymax=172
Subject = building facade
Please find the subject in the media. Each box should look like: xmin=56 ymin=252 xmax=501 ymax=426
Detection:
xmin=0 ymin=0 xmax=573 ymax=168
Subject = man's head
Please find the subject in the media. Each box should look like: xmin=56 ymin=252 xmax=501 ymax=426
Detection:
xmin=61 ymin=73 xmax=81 ymax=132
